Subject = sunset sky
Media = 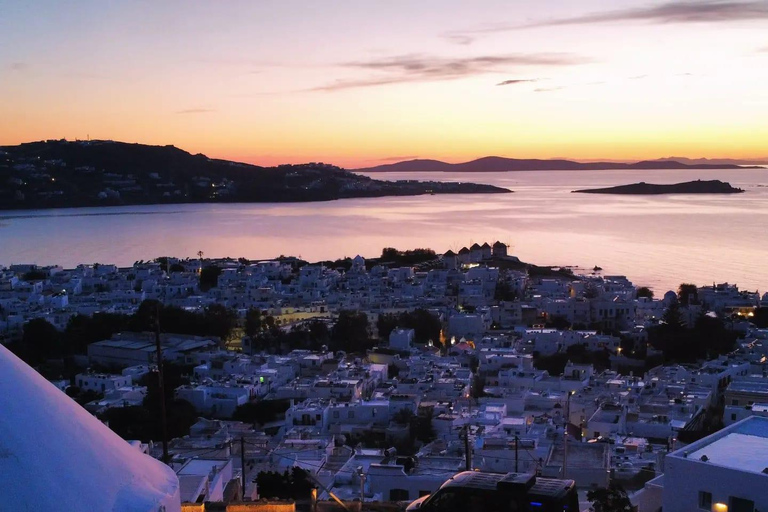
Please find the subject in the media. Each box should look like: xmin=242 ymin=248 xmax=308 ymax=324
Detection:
xmin=2 ymin=1 xmax=768 ymax=167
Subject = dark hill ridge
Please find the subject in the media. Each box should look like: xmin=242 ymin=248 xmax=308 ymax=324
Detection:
xmin=356 ymin=156 xmax=756 ymax=173
xmin=0 ymin=139 xmax=509 ymax=210
xmin=573 ymin=180 xmax=744 ymax=195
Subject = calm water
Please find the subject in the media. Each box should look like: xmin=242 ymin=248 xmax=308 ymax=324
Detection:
xmin=1 ymin=168 xmax=767 ymax=293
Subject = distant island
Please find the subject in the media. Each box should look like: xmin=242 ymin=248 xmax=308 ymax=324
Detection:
xmin=0 ymin=140 xmax=510 ymax=210
xmin=355 ymin=156 xmax=760 ymax=173
xmin=573 ymin=180 xmax=745 ymax=195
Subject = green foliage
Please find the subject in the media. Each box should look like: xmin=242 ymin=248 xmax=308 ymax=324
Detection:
xmin=256 ymin=468 xmax=313 ymax=500
xmin=199 ymin=265 xmax=222 ymax=291
xmin=249 ymin=319 xmax=330 ymax=354
xmin=411 ymin=409 xmax=436 ymax=444
xmin=649 ymin=313 xmax=739 ymax=362
xmin=330 ymin=310 xmax=372 ymax=353
xmin=245 ymin=308 xmax=264 ymax=338
xmin=13 ymin=318 xmax=62 ymax=365
xmin=494 ymin=276 xmax=519 ymax=301
xmin=533 ymin=344 xmax=611 ymax=375
xmin=546 ymin=314 xmax=571 ymax=330
xmin=380 ymin=247 xmax=437 ymax=265
xmin=101 ymin=399 xmax=197 ymax=442
xmin=752 ymin=308 xmax=768 ymax=328
xmin=64 ymin=313 xmax=130 ymax=354
xmin=232 ymin=400 xmax=291 ymax=425
xmin=392 ymin=408 xmax=414 ymax=425
xmin=376 ymin=308 xmax=441 ymax=344
xmin=677 ymin=283 xmax=699 ymax=306
xmin=586 ymin=483 xmax=633 ymax=512
xmin=636 ymin=286 xmax=654 ymax=299
xmin=22 ymin=269 xmax=48 ymax=281
xmin=102 ymin=362 xmax=198 ymax=442
xmin=130 ymin=300 xmax=237 ymax=341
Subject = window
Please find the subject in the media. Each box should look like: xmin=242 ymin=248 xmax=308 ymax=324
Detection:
xmin=729 ymin=496 xmax=754 ymax=512
xmin=731 ymin=414 xmax=737 ymax=421
xmin=698 ymin=491 xmax=712 ymax=510
xmin=348 ymin=411 xmax=355 ymax=419
xmin=333 ymin=411 xmax=339 ymax=419
xmin=390 ymin=489 xmax=409 ymax=501
xmin=732 ymin=399 xmax=739 ymax=406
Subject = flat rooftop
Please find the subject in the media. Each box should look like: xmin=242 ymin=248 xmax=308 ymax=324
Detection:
xmin=681 ymin=417 xmax=768 ymax=475
xmin=689 ymin=433 xmax=768 ymax=474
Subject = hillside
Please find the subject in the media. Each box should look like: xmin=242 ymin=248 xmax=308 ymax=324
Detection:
xmin=356 ymin=156 xmax=754 ymax=173
xmin=0 ymin=140 xmax=509 ymax=210
xmin=573 ymin=180 xmax=745 ymax=195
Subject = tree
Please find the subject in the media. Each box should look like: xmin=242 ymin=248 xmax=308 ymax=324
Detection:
xmin=16 ymin=318 xmax=62 ymax=364
xmin=752 ymin=307 xmax=768 ymax=328
xmin=586 ymin=483 xmax=633 ymax=512
xmin=678 ymin=283 xmax=699 ymax=306
xmin=203 ymin=303 xmax=237 ymax=340
xmin=245 ymin=308 xmax=263 ymax=338
xmin=330 ymin=310 xmax=371 ymax=353
xmin=636 ymin=287 xmax=654 ymax=299
xmin=377 ymin=313 xmax=399 ymax=341
xmin=199 ymin=265 xmax=222 ymax=291
xmin=256 ymin=468 xmax=313 ymax=500
xmin=233 ymin=400 xmax=291 ymax=425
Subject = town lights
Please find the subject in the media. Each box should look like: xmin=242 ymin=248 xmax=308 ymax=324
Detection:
xmin=713 ymin=503 xmax=728 ymax=512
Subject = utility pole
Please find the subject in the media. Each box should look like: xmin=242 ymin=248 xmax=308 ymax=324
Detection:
xmin=514 ymin=435 xmax=519 ymax=473
xmin=358 ymin=466 xmax=365 ymax=512
xmin=563 ymin=393 xmax=569 ymax=479
xmin=463 ymin=425 xmax=472 ymax=471
xmin=155 ymin=303 xmax=169 ymax=464
xmin=241 ymin=436 xmax=247 ymax=500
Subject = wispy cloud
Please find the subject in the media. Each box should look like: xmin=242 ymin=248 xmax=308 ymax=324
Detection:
xmin=442 ymin=33 xmax=475 ymax=46
xmin=496 ymin=78 xmax=542 ymax=86
xmin=175 ymin=108 xmax=215 ymax=114
xmin=312 ymin=53 xmax=589 ymax=91
xmin=758 ymin=46 xmax=768 ymax=53
xmin=10 ymin=62 xmax=27 ymax=71
xmin=525 ymin=1 xmax=768 ymax=28
xmin=371 ymin=155 xmax=421 ymax=162
xmin=446 ymin=2 xmax=768 ymax=44
xmin=534 ymin=86 xmax=565 ymax=93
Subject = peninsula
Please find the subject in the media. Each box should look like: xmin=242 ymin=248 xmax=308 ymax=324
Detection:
xmin=573 ymin=180 xmax=744 ymax=195
xmin=0 ymin=140 xmax=510 ymax=211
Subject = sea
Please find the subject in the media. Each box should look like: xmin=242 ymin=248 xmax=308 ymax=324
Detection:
xmin=1 ymin=168 xmax=767 ymax=293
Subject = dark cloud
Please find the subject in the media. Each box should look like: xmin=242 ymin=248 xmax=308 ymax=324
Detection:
xmin=448 ymin=2 xmax=768 ymax=43
xmin=496 ymin=78 xmax=541 ymax=86
xmin=313 ymin=53 xmax=588 ymax=91
xmin=10 ymin=62 xmax=27 ymax=71
xmin=175 ymin=108 xmax=215 ymax=114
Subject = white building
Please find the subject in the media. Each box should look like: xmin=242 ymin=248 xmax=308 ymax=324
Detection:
xmin=390 ymin=328 xmax=415 ymax=350
xmin=0 ymin=343 xmax=181 ymax=511
xmin=75 ymin=372 xmax=132 ymax=393
xmin=662 ymin=416 xmax=768 ymax=512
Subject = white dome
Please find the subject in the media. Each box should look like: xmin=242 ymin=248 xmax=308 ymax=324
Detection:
xmin=0 ymin=344 xmax=181 ymax=511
